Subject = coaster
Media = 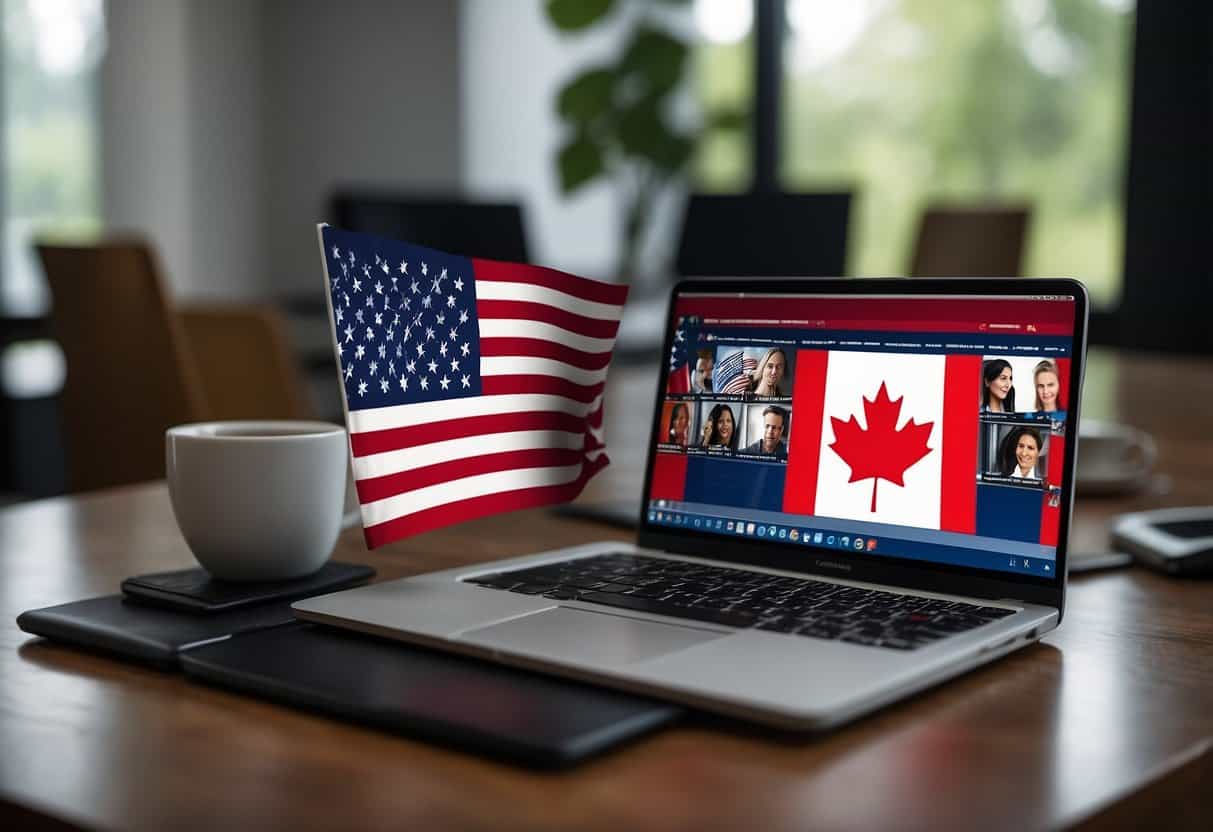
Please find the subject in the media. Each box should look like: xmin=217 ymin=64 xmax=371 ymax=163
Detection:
xmin=121 ymin=561 xmax=375 ymax=613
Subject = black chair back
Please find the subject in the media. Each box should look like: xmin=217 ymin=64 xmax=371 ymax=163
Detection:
xmin=674 ymin=192 xmax=852 ymax=277
xmin=332 ymin=192 xmax=530 ymax=263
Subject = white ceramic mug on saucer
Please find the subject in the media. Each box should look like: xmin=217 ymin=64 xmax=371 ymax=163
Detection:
xmin=166 ymin=421 xmax=348 ymax=581
xmin=1075 ymin=419 xmax=1158 ymax=496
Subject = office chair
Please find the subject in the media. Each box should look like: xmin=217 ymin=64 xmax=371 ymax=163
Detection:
xmin=674 ymin=192 xmax=852 ymax=277
xmin=179 ymin=303 xmax=313 ymax=421
xmin=332 ymin=191 xmax=530 ymax=263
xmin=909 ymin=204 xmax=1031 ymax=277
xmin=36 ymin=239 xmax=210 ymax=492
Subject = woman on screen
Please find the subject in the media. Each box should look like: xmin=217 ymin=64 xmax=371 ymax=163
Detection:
xmin=700 ymin=403 xmax=738 ymax=450
xmin=999 ymin=426 xmax=1042 ymax=479
xmin=750 ymin=348 xmax=787 ymax=397
xmin=981 ymin=359 xmax=1015 ymax=412
xmin=1033 ymin=360 xmax=1062 ymax=412
xmin=667 ymin=403 xmax=690 ymax=447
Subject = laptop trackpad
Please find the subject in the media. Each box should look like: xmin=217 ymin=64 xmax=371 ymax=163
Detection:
xmin=458 ymin=606 xmax=726 ymax=668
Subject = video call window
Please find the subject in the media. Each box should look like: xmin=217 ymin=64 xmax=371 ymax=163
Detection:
xmin=658 ymin=399 xmax=695 ymax=450
xmin=981 ymin=422 xmax=1050 ymax=487
xmin=980 ymin=356 xmax=1067 ymax=415
xmin=712 ymin=346 xmax=795 ymax=398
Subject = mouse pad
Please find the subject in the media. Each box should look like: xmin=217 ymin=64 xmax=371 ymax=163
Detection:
xmin=17 ymin=595 xmax=298 ymax=670
xmin=180 ymin=622 xmax=683 ymax=768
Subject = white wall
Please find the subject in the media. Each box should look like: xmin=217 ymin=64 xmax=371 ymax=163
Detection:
xmin=101 ymin=0 xmax=197 ymax=295
xmin=460 ymin=0 xmax=690 ymax=284
xmin=101 ymin=0 xmax=461 ymax=299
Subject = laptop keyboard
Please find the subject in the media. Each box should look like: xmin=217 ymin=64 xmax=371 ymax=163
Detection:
xmin=464 ymin=552 xmax=1016 ymax=651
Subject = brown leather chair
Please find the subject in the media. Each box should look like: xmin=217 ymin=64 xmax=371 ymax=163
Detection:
xmin=179 ymin=303 xmax=312 ymax=421
xmin=36 ymin=239 xmax=210 ymax=492
xmin=909 ymin=204 xmax=1031 ymax=277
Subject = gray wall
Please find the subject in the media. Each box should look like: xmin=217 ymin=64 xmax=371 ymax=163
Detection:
xmin=262 ymin=0 xmax=461 ymax=296
xmin=101 ymin=0 xmax=461 ymax=299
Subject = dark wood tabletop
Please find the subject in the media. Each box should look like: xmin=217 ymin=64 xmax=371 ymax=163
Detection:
xmin=2 ymin=348 xmax=1212 ymax=831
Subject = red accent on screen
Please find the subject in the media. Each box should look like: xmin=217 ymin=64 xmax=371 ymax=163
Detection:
xmin=649 ymin=453 xmax=688 ymax=501
xmin=940 ymin=355 xmax=981 ymax=533
xmin=1039 ymin=433 xmax=1065 ymax=546
xmin=1054 ymin=357 xmax=1071 ymax=411
xmin=673 ymin=297 xmax=1076 ymax=335
xmin=783 ymin=350 xmax=830 ymax=515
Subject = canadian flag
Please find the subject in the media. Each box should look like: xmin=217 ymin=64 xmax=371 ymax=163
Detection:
xmin=784 ymin=350 xmax=980 ymax=533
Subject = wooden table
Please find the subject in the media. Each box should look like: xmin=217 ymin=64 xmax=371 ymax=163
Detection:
xmin=3 ymin=348 xmax=1212 ymax=831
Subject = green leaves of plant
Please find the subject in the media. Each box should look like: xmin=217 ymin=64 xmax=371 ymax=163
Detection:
xmin=619 ymin=27 xmax=688 ymax=94
xmin=557 ymin=134 xmax=605 ymax=193
xmin=550 ymin=9 xmax=696 ymax=194
xmin=557 ymin=68 xmax=615 ymax=125
xmin=618 ymin=98 xmax=694 ymax=170
xmin=545 ymin=0 xmax=615 ymax=31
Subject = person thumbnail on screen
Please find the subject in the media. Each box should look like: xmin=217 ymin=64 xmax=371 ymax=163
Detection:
xmin=999 ymin=426 xmax=1046 ymax=481
xmin=1032 ymin=359 xmax=1065 ymax=413
xmin=981 ymin=358 xmax=1016 ymax=413
xmin=1047 ymin=486 xmax=1061 ymax=508
xmin=981 ymin=423 xmax=1049 ymax=485
xmin=692 ymin=349 xmax=714 ymax=393
xmin=699 ymin=401 xmax=739 ymax=451
xmin=712 ymin=346 xmax=796 ymax=398
xmin=750 ymin=347 xmax=790 ymax=397
xmin=742 ymin=404 xmax=790 ymax=460
xmin=659 ymin=400 xmax=692 ymax=449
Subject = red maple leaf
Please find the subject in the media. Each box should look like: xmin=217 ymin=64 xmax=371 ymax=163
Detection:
xmin=829 ymin=382 xmax=934 ymax=513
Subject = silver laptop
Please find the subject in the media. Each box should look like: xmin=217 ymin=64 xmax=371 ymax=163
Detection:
xmin=296 ymin=278 xmax=1087 ymax=731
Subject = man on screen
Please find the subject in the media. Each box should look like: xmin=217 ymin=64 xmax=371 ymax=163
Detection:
xmin=692 ymin=349 xmax=714 ymax=393
xmin=743 ymin=405 xmax=788 ymax=460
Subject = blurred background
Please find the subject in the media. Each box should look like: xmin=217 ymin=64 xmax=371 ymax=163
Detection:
xmin=0 ymin=0 xmax=1207 ymax=500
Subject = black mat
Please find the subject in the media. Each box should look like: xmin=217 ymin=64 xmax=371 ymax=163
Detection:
xmin=181 ymin=622 xmax=682 ymax=768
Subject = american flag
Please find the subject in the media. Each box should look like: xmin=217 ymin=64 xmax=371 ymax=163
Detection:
xmin=318 ymin=225 xmax=628 ymax=548
xmin=714 ymin=349 xmax=757 ymax=395
xmin=665 ymin=317 xmax=691 ymax=394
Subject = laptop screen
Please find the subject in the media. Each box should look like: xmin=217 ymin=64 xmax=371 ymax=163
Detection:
xmin=645 ymin=289 xmax=1080 ymax=580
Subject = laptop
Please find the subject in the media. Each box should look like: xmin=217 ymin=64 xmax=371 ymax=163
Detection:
xmin=296 ymin=278 xmax=1087 ymax=731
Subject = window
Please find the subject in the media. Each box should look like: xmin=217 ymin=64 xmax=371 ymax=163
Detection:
xmin=2 ymin=0 xmax=104 ymax=314
xmin=692 ymin=0 xmax=1134 ymax=306
xmin=692 ymin=0 xmax=754 ymax=192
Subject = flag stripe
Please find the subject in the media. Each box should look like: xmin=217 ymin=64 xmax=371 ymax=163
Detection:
xmin=477 ymin=300 xmax=622 ymax=339
xmin=480 ymin=337 xmax=614 ymax=371
xmin=783 ymin=349 xmax=829 ymax=515
xmin=362 ymin=455 xmax=609 ymax=547
xmin=350 ymin=412 xmax=587 ymax=461
xmin=481 ymin=356 xmax=608 ymax=387
xmin=471 ymin=258 xmax=629 ymax=306
xmin=476 ymin=280 xmax=625 ymax=322
xmin=478 ymin=318 xmax=617 ymax=353
xmin=360 ymin=462 xmax=586 ymax=527
xmin=356 ymin=447 xmax=587 ymax=504
xmin=347 ymin=392 xmax=596 ymax=435
xmin=351 ymin=426 xmax=587 ymax=480
xmin=940 ymin=354 xmax=981 ymax=533
xmin=481 ymin=375 xmax=605 ymax=404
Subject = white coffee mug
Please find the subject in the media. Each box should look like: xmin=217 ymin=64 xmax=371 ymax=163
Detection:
xmin=166 ymin=421 xmax=348 ymax=581
xmin=1075 ymin=419 xmax=1158 ymax=496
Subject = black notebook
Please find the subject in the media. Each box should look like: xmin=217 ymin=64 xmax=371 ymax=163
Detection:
xmin=181 ymin=622 xmax=683 ymax=768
